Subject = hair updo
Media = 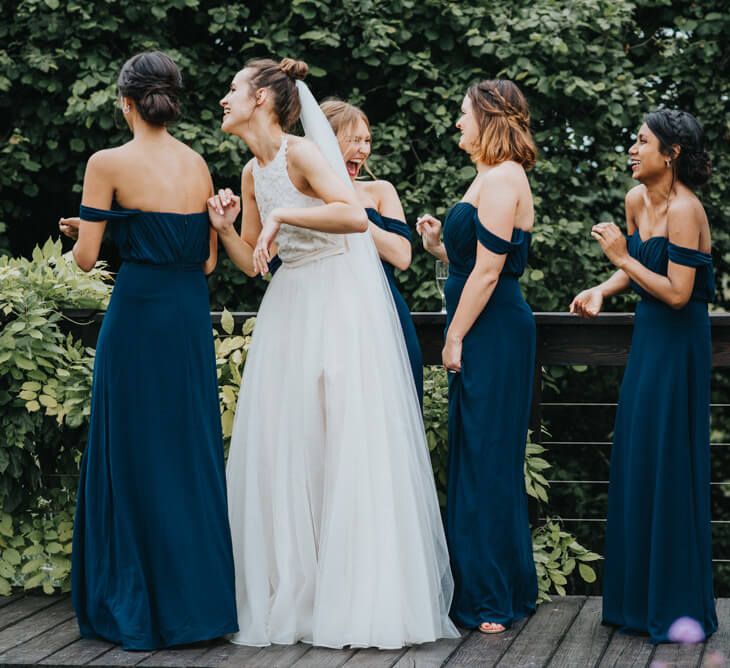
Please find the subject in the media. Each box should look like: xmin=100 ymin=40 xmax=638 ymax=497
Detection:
xmin=245 ymin=57 xmax=309 ymax=131
xmin=644 ymin=109 xmax=711 ymax=189
xmin=117 ymin=51 xmax=182 ymax=126
xmin=467 ymin=79 xmax=537 ymax=170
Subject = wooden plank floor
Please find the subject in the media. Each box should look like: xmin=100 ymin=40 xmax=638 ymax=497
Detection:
xmin=0 ymin=595 xmax=726 ymax=667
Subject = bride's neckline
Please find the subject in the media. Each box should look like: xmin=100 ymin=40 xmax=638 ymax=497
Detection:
xmin=254 ymin=136 xmax=287 ymax=170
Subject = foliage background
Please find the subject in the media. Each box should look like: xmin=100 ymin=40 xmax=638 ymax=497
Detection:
xmin=1 ymin=0 xmax=729 ymax=592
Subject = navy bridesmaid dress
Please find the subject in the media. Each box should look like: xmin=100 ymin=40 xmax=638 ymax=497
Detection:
xmin=72 ymin=204 xmax=239 ymax=650
xmin=602 ymin=231 xmax=717 ymax=643
xmin=443 ymin=201 xmax=537 ymax=629
xmin=366 ymin=208 xmax=423 ymax=405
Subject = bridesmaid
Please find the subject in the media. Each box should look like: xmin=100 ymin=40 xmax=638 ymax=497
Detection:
xmin=59 ymin=51 xmax=238 ymax=649
xmin=320 ymin=98 xmax=423 ymax=404
xmin=417 ymin=79 xmax=538 ymax=633
xmin=571 ymin=109 xmax=717 ymax=643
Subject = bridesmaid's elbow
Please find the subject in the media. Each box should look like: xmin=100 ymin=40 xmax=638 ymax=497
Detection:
xmin=73 ymin=249 xmax=97 ymax=273
xmin=392 ymin=247 xmax=412 ymax=272
xmin=668 ymin=292 xmax=691 ymax=310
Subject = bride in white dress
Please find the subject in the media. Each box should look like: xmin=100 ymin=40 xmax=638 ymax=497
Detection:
xmin=208 ymin=56 xmax=458 ymax=649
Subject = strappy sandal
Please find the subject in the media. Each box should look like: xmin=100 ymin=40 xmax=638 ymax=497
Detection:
xmin=478 ymin=622 xmax=507 ymax=634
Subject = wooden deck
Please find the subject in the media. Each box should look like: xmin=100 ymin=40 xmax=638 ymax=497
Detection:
xmin=0 ymin=595 xmax=726 ymax=667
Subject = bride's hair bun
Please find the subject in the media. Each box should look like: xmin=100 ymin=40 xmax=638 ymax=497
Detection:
xmin=279 ymin=58 xmax=308 ymax=81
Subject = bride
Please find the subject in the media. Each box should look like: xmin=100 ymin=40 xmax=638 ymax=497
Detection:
xmin=208 ymin=56 xmax=458 ymax=649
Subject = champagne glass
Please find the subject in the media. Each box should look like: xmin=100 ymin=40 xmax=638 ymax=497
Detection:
xmin=435 ymin=260 xmax=448 ymax=313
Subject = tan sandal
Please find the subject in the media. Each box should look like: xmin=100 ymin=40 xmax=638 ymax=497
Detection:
xmin=479 ymin=622 xmax=507 ymax=634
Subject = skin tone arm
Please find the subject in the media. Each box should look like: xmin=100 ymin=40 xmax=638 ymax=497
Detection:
xmin=442 ymin=171 xmax=515 ymax=371
xmin=208 ymin=162 xmax=256 ymax=277
xmin=590 ymin=197 xmax=700 ymax=309
xmin=415 ymin=213 xmax=449 ymax=264
xmin=58 ymin=151 xmax=113 ymax=272
xmin=368 ymin=181 xmax=411 ymax=271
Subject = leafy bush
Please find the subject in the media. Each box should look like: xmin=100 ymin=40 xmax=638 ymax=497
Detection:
xmin=2 ymin=0 xmax=727 ymax=311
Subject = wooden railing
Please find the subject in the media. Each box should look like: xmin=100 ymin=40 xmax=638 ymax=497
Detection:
xmin=62 ymin=310 xmax=730 ymax=580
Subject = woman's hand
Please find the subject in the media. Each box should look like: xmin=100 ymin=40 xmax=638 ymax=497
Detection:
xmin=416 ymin=214 xmax=442 ymax=252
xmin=442 ymin=332 xmax=462 ymax=373
xmin=591 ymin=222 xmax=629 ymax=268
xmin=59 ymin=217 xmax=81 ymax=240
xmin=207 ymin=188 xmax=241 ymax=234
xmin=570 ymin=287 xmax=604 ymax=318
xmin=253 ymin=209 xmax=282 ymax=276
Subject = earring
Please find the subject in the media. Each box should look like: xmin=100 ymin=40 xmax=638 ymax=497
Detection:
xmin=123 ymin=105 xmax=131 ymax=114
xmin=665 ymin=159 xmax=671 ymax=167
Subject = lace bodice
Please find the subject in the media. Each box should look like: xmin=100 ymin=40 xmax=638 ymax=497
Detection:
xmin=252 ymin=137 xmax=346 ymax=266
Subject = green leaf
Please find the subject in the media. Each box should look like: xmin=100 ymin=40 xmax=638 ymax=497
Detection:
xmin=578 ymin=563 xmax=597 ymax=583
xmin=220 ymin=308 xmax=234 ymax=335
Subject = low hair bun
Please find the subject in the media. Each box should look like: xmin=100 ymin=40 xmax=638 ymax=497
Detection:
xmin=681 ymin=149 xmax=712 ymax=189
xmin=117 ymin=51 xmax=182 ymax=126
xmin=279 ymin=58 xmax=309 ymax=81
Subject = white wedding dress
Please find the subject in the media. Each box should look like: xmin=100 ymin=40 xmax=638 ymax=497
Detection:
xmin=226 ymin=136 xmax=458 ymax=649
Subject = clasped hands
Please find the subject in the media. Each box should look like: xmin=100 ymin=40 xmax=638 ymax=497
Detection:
xmin=207 ymin=188 xmax=280 ymax=276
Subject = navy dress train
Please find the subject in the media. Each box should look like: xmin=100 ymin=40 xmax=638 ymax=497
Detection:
xmin=71 ymin=204 xmax=239 ymax=650
xmin=366 ymin=208 xmax=423 ymax=405
xmin=443 ymin=202 xmax=537 ymax=628
xmin=602 ymin=231 xmax=717 ymax=643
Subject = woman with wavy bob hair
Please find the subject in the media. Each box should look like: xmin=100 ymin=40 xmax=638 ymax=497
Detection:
xmin=417 ymin=79 xmax=538 ymax=634
xmin=572 ymin=109 xmax=717 ymax=643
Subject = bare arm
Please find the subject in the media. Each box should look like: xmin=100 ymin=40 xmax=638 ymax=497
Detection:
xmin=444 ymin=172 xmax=513 ymax=358
xmin=369 ymin=181 xmax=411 ymax=271
xmin=271 ymin=140 xmax=368 ymax=233
xmin=209 ymin=163 xmax=259 ymax=277
xmin=64 ymin=151 xmax=114 ymax=272
xmin=594 ymin=198 xmax=701 ymax=309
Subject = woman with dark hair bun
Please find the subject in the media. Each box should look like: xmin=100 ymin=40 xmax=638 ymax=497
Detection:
xmin=59 ymin=51 xmax=238 ymax=649
xmin=571 ymin=109 xmax=717 ymax=643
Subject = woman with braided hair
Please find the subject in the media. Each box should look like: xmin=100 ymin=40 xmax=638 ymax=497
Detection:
xmin=417 ymin=79 xmax=538 ymax=633
xmin=571 ymin=109 xmax=717 ymax=642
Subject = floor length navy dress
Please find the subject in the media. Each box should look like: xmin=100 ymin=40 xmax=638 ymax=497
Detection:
xmin=71 ymin=204 xmax=239 ymax=650
xmin=603 ymin=231 xmax=717 ymax=643
xmin=443 ymin=202 xmax=537 ymax=628
xmin=366 ymin=208 xmax=423 ymax=405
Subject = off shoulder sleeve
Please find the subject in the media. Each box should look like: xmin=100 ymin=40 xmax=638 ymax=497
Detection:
xmin=79 ymin=205 xmax=137 ymax=222
xmin=668 ymin=243 xmax=713 ymax=268
xmin=474 ymin=211 xmax=522 ymax=255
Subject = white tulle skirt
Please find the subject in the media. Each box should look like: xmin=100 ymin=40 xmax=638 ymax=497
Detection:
xmin=226 ymin=252 xmax=458 ymax=649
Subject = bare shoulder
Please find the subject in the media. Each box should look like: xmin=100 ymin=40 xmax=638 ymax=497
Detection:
xmin=86 ymin=146 xmax=124 ymax=173
xmin=625 ymin=184 xmax=644 ymax=209
xmin=668 ymin=192 xmax=706 ymax=227
xmin=367 ymin=179 xmax=398 ymax=199
xmin=286 ymin=135 xmax=319 ymax=165
xmin=241 ymin=158 xmax=256 ymax=188
xmin=481 ymin=160 xmax=526 ymax=190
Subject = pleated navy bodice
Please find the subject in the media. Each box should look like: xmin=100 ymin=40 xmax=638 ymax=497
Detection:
xmin=626 ymin=231 xmax=715 ymax=303
xmin=80 ymin=204 xmax=210 ymax=268
xmin=443 ymin=202 xmax=530 ymax=280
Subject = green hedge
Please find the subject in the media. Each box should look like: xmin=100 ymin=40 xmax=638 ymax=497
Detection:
xmin=2 ymin=0 xmax=728 ymax=310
